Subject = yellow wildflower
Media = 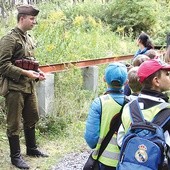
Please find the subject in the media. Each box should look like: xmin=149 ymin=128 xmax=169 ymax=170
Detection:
xmin=73 ymin=16 xmax=85 ymax=26
xmin=48 ymin=11 xmax=66 ymax=22
xmin=88 ymin=16 xmax=97 ymax=27
xmin=46 ymin=44 xmax=55 ymax=52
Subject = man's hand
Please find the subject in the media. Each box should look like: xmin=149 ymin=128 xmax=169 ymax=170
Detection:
xmin=22 ymin=69 xmax=46 ymax=81
xmin=38 ymin=70 xmax=46 ymax=81
xmin=22 ymin=70 xmax=40 ymax=80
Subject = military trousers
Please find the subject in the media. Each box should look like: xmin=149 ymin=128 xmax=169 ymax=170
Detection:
xmin=5 ymin=90 xmax=39 ymax=137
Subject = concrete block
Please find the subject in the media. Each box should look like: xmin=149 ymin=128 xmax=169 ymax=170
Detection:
xmin=82 ymin=66 xmax=99 ymax=91
xmin=36 ymin=73 xmax=55 ymax=116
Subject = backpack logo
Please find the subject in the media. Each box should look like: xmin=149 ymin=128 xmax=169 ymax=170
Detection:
xmin=135 ymin=144 xmax=148 ymax=163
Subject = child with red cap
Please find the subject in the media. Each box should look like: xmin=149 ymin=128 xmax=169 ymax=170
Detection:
xmin=117 ymin=59 xmax=170 ymax=169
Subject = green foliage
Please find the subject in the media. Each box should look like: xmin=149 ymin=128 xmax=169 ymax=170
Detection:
xmin=37 ymin=115 xmax=69 ymax=136
xmin=0 ymin=12 xmax=16 ymax=38
xmin=151 ymin=1 xmax=170 ymax=45
xmin=63 ymin=0 xmax=104 ymax=19
xmin=34 ymin=5 xmax=136 ymax=65
xmin=99 ymin=0 xmax=158 ymax=37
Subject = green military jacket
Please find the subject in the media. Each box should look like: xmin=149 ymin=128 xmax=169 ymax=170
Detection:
xmin=0 ymin=27 xmax=37 ymax=94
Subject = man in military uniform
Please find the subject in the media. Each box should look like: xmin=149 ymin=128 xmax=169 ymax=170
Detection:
xmin=0 ymin=5 xmax=48 ymax=169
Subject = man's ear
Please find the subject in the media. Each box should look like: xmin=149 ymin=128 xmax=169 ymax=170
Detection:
xmin=20 ymin=16 xmax=25 ymax=22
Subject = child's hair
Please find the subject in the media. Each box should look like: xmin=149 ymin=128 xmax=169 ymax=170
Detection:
xmin=110 ymin=80 xmax=122 ymax=88
xmin=128 ymin=67 xmax=142 ymax=93
xmin=138 ymin=32 xmax=154 ymax=49
xmin=132 ymin=54 xmax=150 ymax=66
xmin=164 ymin=45 xmax=170 ymax=63
xmin=142 ymin=70 xmax=162 ymax=89
xmin=145 ymin=49 xmax=158 ymax=59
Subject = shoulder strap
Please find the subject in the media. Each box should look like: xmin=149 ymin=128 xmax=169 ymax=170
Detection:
xmin=130 ymin=100 xmax=170 ymax=128
xmin=152 ymin=108 xmax=170 ymax=127
xmin=96 ymin=98 xmax=128 ymax=160
xmin=129 ymin=100 xmax=158 ymax=132
xmin=129 ymin=99 xmax=145 ymax=124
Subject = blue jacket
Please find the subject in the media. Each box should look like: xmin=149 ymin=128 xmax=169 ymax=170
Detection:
xmin=84 ymin=88 xmax=125 ymax=149
xmin=134 ymin=47 xmax=148 ymax=58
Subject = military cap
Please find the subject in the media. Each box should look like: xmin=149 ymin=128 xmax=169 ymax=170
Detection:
xmin=17 ymin=5 xmax=39 ymax=16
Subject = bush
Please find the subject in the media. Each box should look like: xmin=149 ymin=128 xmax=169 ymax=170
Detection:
xmin=100 ymin=0 xmax=159 ymax=37
xmin=151 ymin=2 xmax=170 ymax=45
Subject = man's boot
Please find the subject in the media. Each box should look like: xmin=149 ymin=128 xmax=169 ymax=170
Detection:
xmin=8 ymin=135 xmax=30 ymax=169
xmin=24 ymin=127 xmax=48 ymax=157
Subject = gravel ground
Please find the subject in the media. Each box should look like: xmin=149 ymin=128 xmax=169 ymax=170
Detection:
xmin=51 ymin=150 xmax=91 ymax=170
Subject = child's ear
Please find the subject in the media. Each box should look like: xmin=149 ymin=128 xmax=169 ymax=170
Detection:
xmin=152 ymin=76 xmax=160 ymax=87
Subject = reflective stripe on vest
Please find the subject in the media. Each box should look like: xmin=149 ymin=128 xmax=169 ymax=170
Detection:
xmin=122 ymin=101 xmax=170 ymax=133
xmin=92 ymin=94 xmax=122 ymax=167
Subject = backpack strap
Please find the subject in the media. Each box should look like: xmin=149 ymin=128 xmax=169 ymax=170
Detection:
xmin=130 ymin=100 xmax=170 ymax=128
xmin=129 ymin=100 xmax=159 ymax=132
xmin=152 ymin=108 xmax=170 ymax=127
xmin=129 ymin=99 xmax=145 ymax=124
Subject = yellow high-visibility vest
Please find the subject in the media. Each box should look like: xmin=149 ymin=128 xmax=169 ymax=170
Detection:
xmin=92 ymin=94 xmax=122 ymax=167
xmin=122 ymin=101 xmax=170 ymax=133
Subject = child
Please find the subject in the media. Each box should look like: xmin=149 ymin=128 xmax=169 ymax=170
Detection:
xmin=145 ymin=49 xmax=158 ymax=59
xmin=126 ymin=67 xmax=142 ymax=101
xmin=117 ymin=59 xmax=170 ymax=169
xmin=124 ymin=55 xmax=149 ymax=96
xmin=132 ymin=54 xmax=150 ymax=66
xmin=84 ymin=62 xmax=128 ymax=170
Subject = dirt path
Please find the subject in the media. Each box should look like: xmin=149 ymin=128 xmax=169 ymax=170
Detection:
xmin=51 ymin=150 xmax=91 ymax=170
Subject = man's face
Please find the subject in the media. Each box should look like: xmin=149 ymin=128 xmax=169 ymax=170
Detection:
xmin=21 ymin=15 xmax=37 ymax=31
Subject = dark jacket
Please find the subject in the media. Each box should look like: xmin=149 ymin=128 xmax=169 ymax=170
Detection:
xmin=0 ymin=27 xmax=36 ymax=93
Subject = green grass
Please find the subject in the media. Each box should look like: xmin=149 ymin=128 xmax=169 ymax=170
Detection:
xmin=0 ymin=121 xmax=88 ymax=170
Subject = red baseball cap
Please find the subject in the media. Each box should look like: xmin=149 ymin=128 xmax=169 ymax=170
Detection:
xmin=137 ymin=59 xmax=170 ymax=83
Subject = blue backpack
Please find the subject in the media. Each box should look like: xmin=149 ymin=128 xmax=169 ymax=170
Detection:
xmin=117 ymin=100 xmax=170 ymax=170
